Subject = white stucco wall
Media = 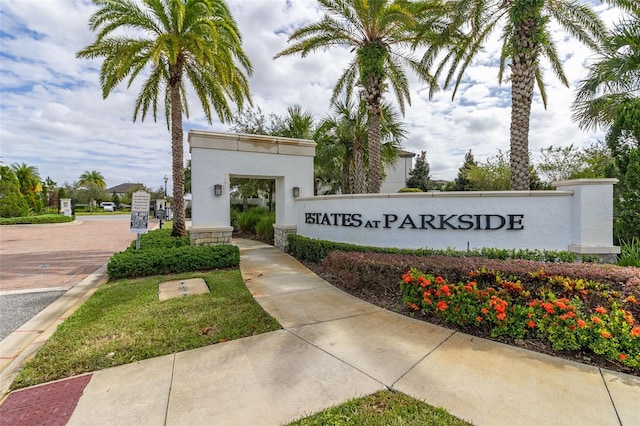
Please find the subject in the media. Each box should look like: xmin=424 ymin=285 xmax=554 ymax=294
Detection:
xmin=295 ymin=180 xmax=619 ymax=253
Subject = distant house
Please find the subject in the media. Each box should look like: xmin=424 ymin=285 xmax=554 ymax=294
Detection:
xmin=380 ymin=150 xmax=415 ymax=193
xmin=106 ymin=183 xmax=144 ymax=199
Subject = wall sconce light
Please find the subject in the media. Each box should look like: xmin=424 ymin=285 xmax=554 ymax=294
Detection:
xmin=292 ymin=187 xmax=300 ymax=198
xmin=214 ymin=184 xmax=223 ymax=196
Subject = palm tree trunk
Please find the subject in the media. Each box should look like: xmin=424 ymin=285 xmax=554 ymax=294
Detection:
xmin=353 ymin=143 xmax=366 ymax=194
xmin=170 ymin=72 xmax=187 ymax=237
xmin=509 ymin=7 xmax=541 ymax=191
xmin=364 ymin=75 xmax=383 ymax=193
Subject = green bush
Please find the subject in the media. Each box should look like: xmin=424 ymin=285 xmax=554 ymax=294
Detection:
xmin=286 ymin=235 xmax=591 ymax=264
xmin=127 ymin=228 xmax=190 ymax=249
xmin=0 ymin=214 xmax=74 ymax=225
xmin=107 ymin=244 xmax=240 ymax=278
xmin=619 ymin=237 xmax=640 ymax=267
xmin=397 ymin=187 xmax=423 ymax=193
xmin=236 ymin=209 xmax=263 ymax=233
xmin=255 ymin=215 xmax=275 ymax=242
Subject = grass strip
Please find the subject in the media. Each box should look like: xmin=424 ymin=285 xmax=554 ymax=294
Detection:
xmin=288 ymin=390 xmax=471 ymax=425
xmin=11 ymin=270 xmax=281 ymax=390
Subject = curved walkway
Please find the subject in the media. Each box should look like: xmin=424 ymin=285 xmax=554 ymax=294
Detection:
xmin=1 ymin=239 xmax=639 ymax=425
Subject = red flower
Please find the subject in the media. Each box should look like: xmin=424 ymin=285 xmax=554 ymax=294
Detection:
xmin=418 ymin=276 xmax=431 ymax=288
xmin=619 ymin=353 xmax=628 ymax=361
xmin=439 ymin=285 xmax=452 ymax=296
xmin=627 ymin=295 xmax=638 ymax=304
xmin=436 ymin=301 xmax=448 ymax=311
xmin=481 ymin=308 xmax=489 ymax=314
xmin=631 ymin=326 xmax=640 ymax=337
xmin=528 ymin=320 xmax=536 ymax=328
xmin=435 ymin=276 xmax=445 ymax=285
xmin=468 ymin=281 xmax=477 ymax=287
xmin=577 ymin=319 xmax=586 ymax=328
xmin=592 ymin=316 xmax=602 ymax=324
xmin=402 ymin=273 xmax=412 ymax=284
xmin=476 ymin=316 xmax=483 ymax=322
xmin=601 ymin=330 xmax=612 ymax=339
xmin=554 ymin=300 xmax=567 ymax=310
xmin=497 ymin=313 xmax=507 ymax=321
xmin=542 ymin=302 xmax=555 ymax=314
xmin=595 ymin=306 xmax=608 ymax=314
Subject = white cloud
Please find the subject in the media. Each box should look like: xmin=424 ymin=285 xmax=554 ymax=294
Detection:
xmin=0 ymin=0 xmax=617 ymax=191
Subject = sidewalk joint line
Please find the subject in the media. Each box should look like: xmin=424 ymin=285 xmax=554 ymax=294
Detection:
xmin=285 ymin=329 xmax=389 ymax=390
xmin=599 ymin=368 xmax=623 ymax=426
xmin=390 ymin=331 xmax=457 ymax=389
xmin=163 ymin=354 xmax=176 ymax=426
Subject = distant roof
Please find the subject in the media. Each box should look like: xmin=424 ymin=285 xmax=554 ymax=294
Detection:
xmin=107 ymin=183 xmax=143 ymax=193
xmin=399 ymin=149 xmax=415 ymax=157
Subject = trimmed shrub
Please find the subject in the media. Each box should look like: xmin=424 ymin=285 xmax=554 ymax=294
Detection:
xmin=0 ymin=214 xmax=74 ymax=225
xmin=287 ymin=235 xmax=593 ymax=264
xmin=255 ymin=214 xmax=275 ymax=242
xmin=107 ymin=244 xmax=239 ymax=278
xmin=127 ymin=228 xmax=190 ymax=249
xmin=236 ymin=209 xmax=264 ymax=233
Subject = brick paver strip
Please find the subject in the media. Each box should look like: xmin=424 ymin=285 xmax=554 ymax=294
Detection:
xmin=0 ymin=220 xmax=137 ymax=292
xmin=0 ymin=374 xmax=92 ymax=425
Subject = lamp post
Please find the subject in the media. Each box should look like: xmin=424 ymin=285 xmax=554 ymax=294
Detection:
xmin=163 ymin=174 xmax=168 ymax=198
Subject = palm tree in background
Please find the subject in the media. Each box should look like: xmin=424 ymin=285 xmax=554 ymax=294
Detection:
xmin=317 ymin=99 xmax=406 ymax=194
xmin=78 ymin=170 xmax=106 ymax=189
xmin=78 ymin=0 xmax=252 ymax=237
xmin=422 ymin=0 xmax=607 ymax=190
xmin=572 ymin=6 xmax=640 ymax=131
xmin=11 ymin=163 xmax=43 ymax=213
xmin=275 ymin=0 xmax=446 ymax=193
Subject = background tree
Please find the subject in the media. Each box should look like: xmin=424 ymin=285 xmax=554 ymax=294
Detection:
xmin=464 ymin=151 xmax=544 ymax=191
xmin=42 ymin=176 xmax=58 ymax=209
xmin=453 ymin=149 xmax=476 ymax=191
xmin=424 ymin=0 xmax=606 ymax=190
xmin=78 ymin=170 xmax=106 ymax=189
xmin=78 ymin=0 xmax=252 ymax=237
xmin=78 ymin=170 xmax=107 ymax=212
xmin=536 ymin=145 xmax=583 ymax=183
xmin=0 ymin=166 xmax=28 ymax=217
xmin=11 ymin=162 xmax=43 ymax=214
xmin=572 ymin=6 xmax=640 ymax=130
xmin=405 ymin=150 xmax=432 ymax=191
xmin=275 ymin=0 xmax=444 ymax=193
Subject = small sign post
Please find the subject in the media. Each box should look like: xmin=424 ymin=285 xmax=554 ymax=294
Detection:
xmin=130 ymin=191 xmax=151 ymax=249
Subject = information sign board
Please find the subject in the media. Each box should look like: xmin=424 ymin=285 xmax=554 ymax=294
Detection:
xmin=130 ymin=191 xmax=151 ymax=234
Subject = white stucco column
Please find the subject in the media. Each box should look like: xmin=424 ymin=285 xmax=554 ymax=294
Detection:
xmin=552 ymin=179 xmax=619 ymax=260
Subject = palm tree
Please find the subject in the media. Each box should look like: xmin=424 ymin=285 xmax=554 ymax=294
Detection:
xmin=11 ymin=163 xmax=43 ymax=213
xmin=423 ymin=0 xmax=607 ymax=190
xmin=317 ymin=98 xmax=406 ymax=194
xmin=572 ymin=8 xmax=640 ymax=131
xmin=275 ymin=0 xmax=445 ymax=193
xmin=78 ymin=0 xmax=252 ymax=237
xmin=78 ymin=170 xmax=106 ymax=189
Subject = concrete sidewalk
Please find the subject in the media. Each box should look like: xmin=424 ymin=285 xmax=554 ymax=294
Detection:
xmin=1 ymin=239 xmax=639 ymax=425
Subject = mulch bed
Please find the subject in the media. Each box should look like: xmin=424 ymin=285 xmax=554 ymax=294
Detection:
xmin=303 ymin=261 xmax=640 ymax=378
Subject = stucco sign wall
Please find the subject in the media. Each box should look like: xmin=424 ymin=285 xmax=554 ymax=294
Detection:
xmin=295 ymin=180 xmax=619 ymax=256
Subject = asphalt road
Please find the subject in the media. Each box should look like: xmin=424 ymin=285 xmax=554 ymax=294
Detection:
xmin=0 ymin=217 xmax=140 ymax=342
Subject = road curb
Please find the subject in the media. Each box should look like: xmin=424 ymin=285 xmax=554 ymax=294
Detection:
xmin=0 ymin=265 xmax=109 ymax=398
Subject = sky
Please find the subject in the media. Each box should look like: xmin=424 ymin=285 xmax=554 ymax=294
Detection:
xmin=0 ymin=0 xmax=626 ymax=192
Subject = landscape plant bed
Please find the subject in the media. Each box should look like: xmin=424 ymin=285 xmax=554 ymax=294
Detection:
xmin=302 ymin=255 xmax=640 ymax=377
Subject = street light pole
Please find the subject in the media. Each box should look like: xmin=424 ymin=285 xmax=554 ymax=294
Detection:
xmin=163 ymin=174 xmax=168 ymax=198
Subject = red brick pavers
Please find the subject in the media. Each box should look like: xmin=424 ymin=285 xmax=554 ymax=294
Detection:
xmin=0 ymin=375 xmax=92 ymax=425
xmin=0 ymin=219 xmax=138 ymax=292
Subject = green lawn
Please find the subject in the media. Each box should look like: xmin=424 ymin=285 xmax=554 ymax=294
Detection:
xmin=10 ymin=270 xmax=281 ymax=390
xmin=288 ymin=390 xmax=472 ymax=426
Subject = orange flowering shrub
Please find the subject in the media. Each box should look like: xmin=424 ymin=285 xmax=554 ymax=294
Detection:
xmin=401 ymin=269 xmax=640 ymax=369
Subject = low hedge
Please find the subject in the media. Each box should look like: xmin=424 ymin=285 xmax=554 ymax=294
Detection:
xmin=0 ymin=214 xmax=74 ymax=225
xmin=320 ymin=251 xmax=640 ymax=318
xmin=107 ymin=244 xmax=240 ymax=278
xmin=287 ymin=235 xmax=595 ymax=264
xmin=127 ymin=228 xmax=191 ymax=249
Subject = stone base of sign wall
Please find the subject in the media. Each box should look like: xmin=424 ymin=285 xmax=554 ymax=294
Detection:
xmin=274 ymin=224 xmax=297 ymax=252
xmin=190 ymin=227 xmax=234 ymax=246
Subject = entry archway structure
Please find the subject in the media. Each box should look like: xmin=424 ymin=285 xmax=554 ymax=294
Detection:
xmin=188 ymin=130 xmax=315 ymax=250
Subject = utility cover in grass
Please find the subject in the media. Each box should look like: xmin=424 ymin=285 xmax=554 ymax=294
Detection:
xmin=158 ymin=278 xmax=210 ymax=301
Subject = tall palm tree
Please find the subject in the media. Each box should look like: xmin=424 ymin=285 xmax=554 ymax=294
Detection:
xmin=423 ymin=0 xmax=607 ymax=190
xmin=78 ymin=0 xmax=252 ymax=237
xmin=78 ymin=170 xmax=106 ymax=188
xmin=275 ymin=0 xmax=445 ymax=193
xmin=572 ymin=8 xmax=640 ymax=131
